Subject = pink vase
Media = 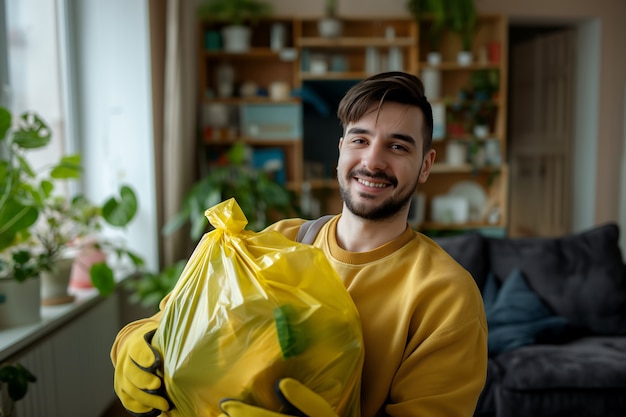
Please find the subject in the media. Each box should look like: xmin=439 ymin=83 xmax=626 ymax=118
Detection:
xmin=69 ymin=244 xmax=107 ymax=289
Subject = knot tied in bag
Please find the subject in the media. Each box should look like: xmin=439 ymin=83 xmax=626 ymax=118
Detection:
xmin=205 ymin=198 xmax=249 ymax=234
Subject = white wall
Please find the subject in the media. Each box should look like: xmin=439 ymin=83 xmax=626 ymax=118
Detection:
xmin=571 ymin=19 xmax=601 ymax=231
xmin=70 ymin=0 xmax=158 ymax=271
xmin=619 ymin=86 xmax=626 ymax=254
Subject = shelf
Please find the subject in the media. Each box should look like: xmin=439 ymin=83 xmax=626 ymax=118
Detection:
xmin=305 ymin=179 xmax=339 ymax=190
xmin=203 ymin=48 xmax=283 ymax=58
xmin=418 ymin=62 xmax=501 ymax=71
xmin=204 ymin=138 xmax=301 ymax=146
xmin=299 ymin=37 xmax=415 ymax=48
xmin=300 ymin=72 xmax=371 ymax=80
xmin=202 ymin=97 xmax=301 ymax=105
xmin=429 ymin=163 xmax=502 ymax=174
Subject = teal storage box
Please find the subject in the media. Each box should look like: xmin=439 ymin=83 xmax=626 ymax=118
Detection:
xmin=241 ymin=103 xmax=302 ymax=140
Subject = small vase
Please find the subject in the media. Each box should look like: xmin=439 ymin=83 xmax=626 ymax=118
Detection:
xmin=69 ymin=243 xmax=107 ymax=290
xmin=221 ymin=25 xmax=251 ymax=52
xmin=427 ymin=52 xmax=442 ymax=66
xmin=457 ymin=51 xmax=473 ymax=66
xmin=318 ymin=17 xmax=342 ymax=38
xmin=41 ymin=257 xmax=75 ymax=305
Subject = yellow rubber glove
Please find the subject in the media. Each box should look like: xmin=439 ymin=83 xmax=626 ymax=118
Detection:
xmin=219 ymin=378 xmax=338 ymax=417
xmin=113 ymin=322 xmax=173 ymax=417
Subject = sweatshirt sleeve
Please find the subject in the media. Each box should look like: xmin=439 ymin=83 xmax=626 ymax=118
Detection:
xmin=386 ymin=268 xmax=488 ymax=417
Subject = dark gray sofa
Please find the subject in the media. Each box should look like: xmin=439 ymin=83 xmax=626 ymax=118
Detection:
xmin=434 ymin=223 xmax=626 ymax=417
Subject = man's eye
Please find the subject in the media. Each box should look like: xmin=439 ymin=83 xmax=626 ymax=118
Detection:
xmin=391 ymin=144 xmax=408 ymax=152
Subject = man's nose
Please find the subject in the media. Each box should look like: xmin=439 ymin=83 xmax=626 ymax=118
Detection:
xmin=361 ymin=143 xmax=387 ymax=171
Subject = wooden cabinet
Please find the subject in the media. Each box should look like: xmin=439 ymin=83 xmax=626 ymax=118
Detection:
xmin=197 ymin=15 xmax=509 ymax=234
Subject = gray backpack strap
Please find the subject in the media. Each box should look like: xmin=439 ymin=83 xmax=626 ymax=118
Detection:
xmin=296 ymin=215 xmax=334 ymax=244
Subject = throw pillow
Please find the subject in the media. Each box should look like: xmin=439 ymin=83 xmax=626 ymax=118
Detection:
xmin=487 ymin=223 xmax=626 ymax=335
xmin=483 ymin=269 xmax=569 ymax=355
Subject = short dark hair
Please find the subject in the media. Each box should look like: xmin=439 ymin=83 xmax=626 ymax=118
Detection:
xmin=337 ymin=71 xmax=434 ymax=152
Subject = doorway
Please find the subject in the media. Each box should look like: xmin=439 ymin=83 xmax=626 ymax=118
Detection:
xmin=507 ymin=25 xmax=577 ymax=237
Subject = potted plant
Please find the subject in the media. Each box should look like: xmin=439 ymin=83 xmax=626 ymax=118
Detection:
xmin=0 ymin=106 xmax=144 ymax=322
xmin=0 ymin=106 xmax=82 ymax=325
xmin=0 ymin=361 xmax=36 ymax=417
xmin=197 ymin=0 xmax=273 ymax=52
xmin=407 ymin=0 xmax=446 ymax=64
xmin=447 ymin=0 xmax=477 ymax=64
xmin=163 ymin=142 xmax=297 ymax=241
xmin=62 ymin=186 xmax=145 ymax=297
xmin=318 ymin=0 xmax=342 ymax=38
xmin=123 ymin=259 xmax=186 ymax=312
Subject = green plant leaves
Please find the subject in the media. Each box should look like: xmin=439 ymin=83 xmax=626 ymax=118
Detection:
xmin=89 ymin=262 xmax=115 ymax=296
xmin=0 ymin=107 xmax=10 ymax=140
xmin=125 ymin=259 xmax=186 ymax=311
xmin=102 ymin=185 xmax=138 ymax=227
xmin=49 ymin=154 xmax=82 ymax=179
xmin=0 ymin=362 xmax=37 ymax=402
xmin=12 ymin=113 xmax=51 ymax=149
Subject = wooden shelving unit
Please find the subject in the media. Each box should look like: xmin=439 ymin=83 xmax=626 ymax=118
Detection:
xmin=197 ymin=15 xmax=509 ymax=234
xmin=415 ymin=14 xmax=509 ymax=234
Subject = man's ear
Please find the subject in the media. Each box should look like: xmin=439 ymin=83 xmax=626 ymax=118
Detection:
xmin=338 ymin=137 xmax=344 ymax=150
xmin=418 ymin=149 xmax=436 ymax=183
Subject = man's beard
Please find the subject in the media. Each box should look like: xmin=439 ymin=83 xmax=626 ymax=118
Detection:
xmin=338 ymin=168 xmax=421 ymax=221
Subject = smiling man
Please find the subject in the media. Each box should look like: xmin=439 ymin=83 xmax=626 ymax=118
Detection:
xmin=111 ymin=72 xmax=487 ymax=417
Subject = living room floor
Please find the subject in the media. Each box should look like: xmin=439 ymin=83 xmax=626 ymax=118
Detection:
xmin=101 ymin=400 xmax=127 ymax=417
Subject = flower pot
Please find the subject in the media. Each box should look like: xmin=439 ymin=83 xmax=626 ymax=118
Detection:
xmin=41 ymin=258 xmax=75 ymax=306
xmin=473 ymin=124 xmax=489 ymax=139
xmin=317 ymin=17 xmax=342 ymax=38
xmin=446 ymin=141 xmax=467 ymax=166
xmin=427 ymin=52 xmax=442 ymax=66
xmin=0 ymin=277 xmax=41 ymax=329
xmin=221 ymin=25 xmax=251 ymax=52
xmin=69 ymin=244 xmax=107 ymax=290
xmin=457 ymin=51 xmax=473 ymax=66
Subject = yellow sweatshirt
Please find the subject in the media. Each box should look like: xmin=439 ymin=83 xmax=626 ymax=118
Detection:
xmin=111 ymin=215 xmax=487 ymax=417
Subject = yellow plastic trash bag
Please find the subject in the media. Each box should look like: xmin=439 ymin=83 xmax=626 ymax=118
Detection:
xmin=153 ymin=198 xmax=364 ymax=417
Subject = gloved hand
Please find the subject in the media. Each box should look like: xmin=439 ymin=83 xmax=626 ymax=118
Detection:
xmin=219 ymin=378 xmax=338 ymax=417
xmin=113 ymin=322 xmax=174 ymax=417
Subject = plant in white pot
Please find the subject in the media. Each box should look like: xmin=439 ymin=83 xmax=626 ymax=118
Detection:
xmin=318 ymin=0 xmax=342 ymax=38
xmin=0 ymin=106 xmax=145 ymax=324
xmin=0 ymin=107 xmax=82 ymax=326
xmin=407 ymin=0 xmax=447 ymax=64
xmin=198 ymin=0 xmax=273 ymax=52
xmin=447 ymin=0 xmax=477 ymax=65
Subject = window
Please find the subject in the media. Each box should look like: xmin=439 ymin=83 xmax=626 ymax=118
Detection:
xmin=1 ymin=0 xmax=74 ymax=176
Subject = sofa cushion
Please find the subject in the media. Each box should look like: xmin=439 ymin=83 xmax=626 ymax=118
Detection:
xmin=487 ymin=223 xmax=626 ymax=335
xmin=483 ymin=269 xmax=568 ymax=355
xmin=495 ymin=337 xmax=626 ymax=390
xmin=432 ymin=232 xmax=489 ymax=290
xmin=493 ymin=337 xmax=626 ymax=417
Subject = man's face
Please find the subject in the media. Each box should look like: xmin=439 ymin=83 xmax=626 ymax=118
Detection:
xmin=337 ymin=101 xmax=434 ymax=221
